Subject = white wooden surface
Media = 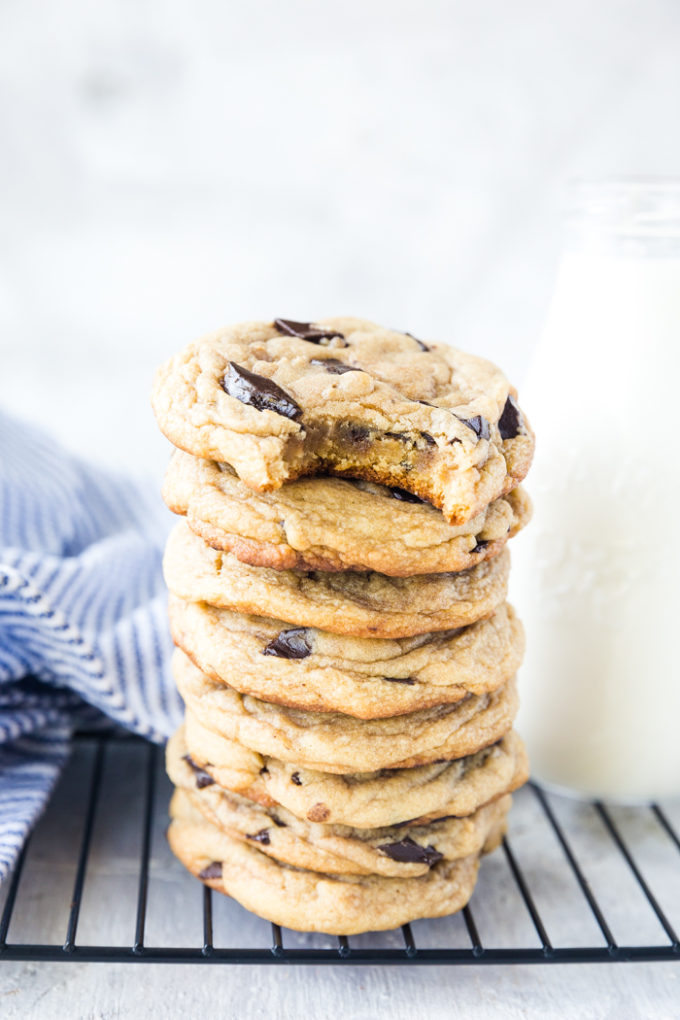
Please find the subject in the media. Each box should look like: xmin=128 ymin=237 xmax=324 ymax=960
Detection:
xmin=2 ymin=0 xmax=680 ymax=1015
xmin=0 ymin=960 xmax=678 ymax=1020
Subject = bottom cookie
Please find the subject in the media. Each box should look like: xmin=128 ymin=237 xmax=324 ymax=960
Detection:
xmin=168 ymin=788 xmax=506 ymax=935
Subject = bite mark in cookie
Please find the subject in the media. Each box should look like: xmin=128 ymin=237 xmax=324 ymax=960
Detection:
xmin=151 ymin=318 xmax=534 ymax=524
xmin=162 ymin=449 xmax=532 ymax=575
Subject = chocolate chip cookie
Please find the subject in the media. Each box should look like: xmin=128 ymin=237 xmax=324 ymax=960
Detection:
xmin=164 ymin=522 xmax=510 ymax=638
xmin=182 ymin=713 xmax=528 ymax=827
xmin=163 ymin=450 xmax=531 ymax=575
xmin=152 ymin=318 xmax=534 ymax=525
xmin=169 ymin=596 xmax=524 ymax=719
xmin=168 ymin=727 xmax=511 ymax=878
xmin=168 ymin=788 xmax=506 ymax=934
xmin=174 ymin=649 xmax=519 ymax=774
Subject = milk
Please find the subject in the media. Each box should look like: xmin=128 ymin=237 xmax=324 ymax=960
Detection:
xmin=512 ymin=240 xmax=680 ymax=800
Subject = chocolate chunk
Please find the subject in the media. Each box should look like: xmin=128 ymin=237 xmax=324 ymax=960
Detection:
xmin=270 ymin=815 xmax=287 ymax=828
xmin=383 ymin=676 xmax=416 ymax=685
xmin=458 ymin=415 xmax=490 ymax=441
xmin=498 ymin=395 xmax=524 ymax=440
xmin=383 ymin=431 xmax=434 ymax=449
xmin=376 ymin=836 xmax=444 ymax=865
xmin=246 ymin=829 xmax=271 ymax=845
xmin=291 ymin=772 xmax=302 ymax=786
xmin=310 ymin=358 xmax=360 ymax=375
xmin=221 ymin=362 xmax=302 ymax=421
xmin=348 ymin=424 xmax=370 ymax=444
xmin=472 ymin=539 xmax=489 ymax=554
xmin=194 ymin=772 xmax=215 ymax=790
xmin=263 ymin=628 xmax=312 ymax=659
xmin=199 ymin=861 xmax=222 ymax=880
xmin=182 ymin=754 xmax=215 ymax=789
xmin=390 ymin=486 xmax=425 ymax=504
xmin=274 ymin=318 xmax=346 ymax=345
xmin=405 ymin=331 xmax=430 ymax=352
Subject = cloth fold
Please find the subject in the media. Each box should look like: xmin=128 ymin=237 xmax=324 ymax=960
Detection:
xmin=0 ymin=411 xmax=181 ymax=881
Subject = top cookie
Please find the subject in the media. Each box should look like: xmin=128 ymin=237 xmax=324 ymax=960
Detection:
xmin=152 ymin=318 xmax=534 ymax=525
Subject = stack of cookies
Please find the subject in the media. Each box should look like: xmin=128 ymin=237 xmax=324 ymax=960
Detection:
xmin=152 ymin=317 xmax=534 ymax=935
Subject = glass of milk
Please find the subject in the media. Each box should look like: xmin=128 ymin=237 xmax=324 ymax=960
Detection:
xmin=513 ymin=179 xmax=680 ymax=801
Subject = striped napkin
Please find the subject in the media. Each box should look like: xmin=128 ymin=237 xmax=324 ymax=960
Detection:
xmin=0 ymin=411 xmax=182 ymax=881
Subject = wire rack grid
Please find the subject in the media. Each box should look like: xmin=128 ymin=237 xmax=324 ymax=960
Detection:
xmin=0 ymin=733 xmax=679 ymax=966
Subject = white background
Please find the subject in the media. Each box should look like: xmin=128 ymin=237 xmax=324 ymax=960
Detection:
xmin=2 ymin=0 xmax=680 ymax=480
xmin=1 ymin=1 xmax=680 ymax=1016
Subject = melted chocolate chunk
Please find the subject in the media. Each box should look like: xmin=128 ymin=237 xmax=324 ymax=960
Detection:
xmin=384 ymin=431 xmax=435 ymax=449
xmin=310 ymin=358 xmax=360 ymax=375
xmin=376 ymin=836 xmax=444 ymax=865
xmin=390 ymin=486 xmax=426 ymax=504
xmin=199 ymin=861 xmax=222 ymax=880
xmin=263 ymin=628 xmax=312 ymax=659
xmin=404 ymin=331 xmax=430 ymax=352
xmin=270 ymin=815 xmax=287 ymax=828
xmin=348 ymin=424 xmax=370 ymax=444
xmin=498 ymin=395 xmax=524 ymax=440
xmin=383 ymin=676 xmax=416 ymax=685
xmin=291 ymin=772 xmax=302 ymax=785
xmin=246 ymin=829 xmax=271 ymax=845
xmin=274 ymin=318 xmax=346 ymax=345
xmin=182 ymin=754 xmax=216 ymax=789
xmin=472 ymin=539 xmax=489 ymax=554
xmin=221 ymin=362 xmax=302 ymax=421
xmin=458 ymin=415 xmax=490 ymax=441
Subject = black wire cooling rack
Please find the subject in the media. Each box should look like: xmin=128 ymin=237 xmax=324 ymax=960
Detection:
xmin=0 ymin=732 xmax=679 ymax=966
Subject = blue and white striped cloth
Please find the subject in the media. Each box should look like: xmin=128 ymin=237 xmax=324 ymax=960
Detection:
xmin=0 ymin=411 xmax=182 ymax=881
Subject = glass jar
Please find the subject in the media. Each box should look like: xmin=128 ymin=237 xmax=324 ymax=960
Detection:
xmin=512 ymin=179 xmax=680 ymax=801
